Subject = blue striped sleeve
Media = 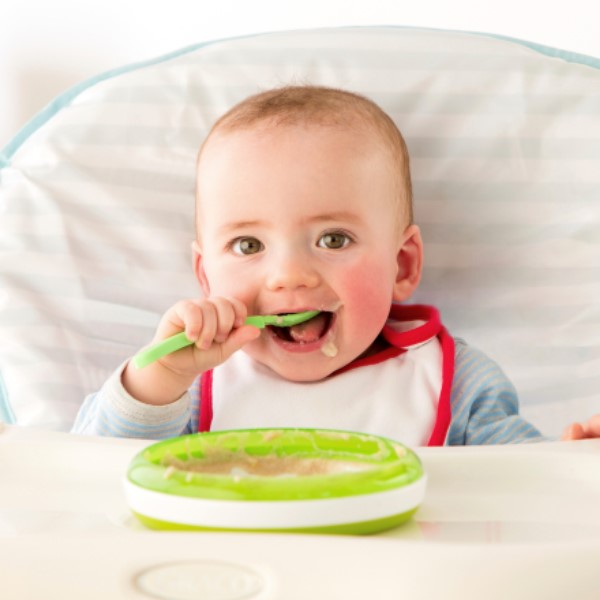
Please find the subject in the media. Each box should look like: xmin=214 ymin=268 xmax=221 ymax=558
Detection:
xmin=446 ymin=339 xmax=547 ymax=445
xmin=71 ymin=362 xmax=194 ymax=439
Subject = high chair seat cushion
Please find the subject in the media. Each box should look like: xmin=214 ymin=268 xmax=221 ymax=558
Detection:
xmin=1 ymin=26 xmax=600 ymax=433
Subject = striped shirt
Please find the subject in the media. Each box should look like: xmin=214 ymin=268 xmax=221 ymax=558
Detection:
xmin=71 ymin=337 xmax=546 ymax=445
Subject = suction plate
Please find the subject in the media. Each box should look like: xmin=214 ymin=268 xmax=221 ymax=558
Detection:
xmin=124 ymin=428 xmax=426 ymax=535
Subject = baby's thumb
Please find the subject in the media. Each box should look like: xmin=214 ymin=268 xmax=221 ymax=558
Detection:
xmin=219 ymin=325 xmax=261 ymax=362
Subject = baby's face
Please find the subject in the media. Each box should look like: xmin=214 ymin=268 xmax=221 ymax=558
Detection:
xmin=195 ymin=124 xmax=412 ymax=381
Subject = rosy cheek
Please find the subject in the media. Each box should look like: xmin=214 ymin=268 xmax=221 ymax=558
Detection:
xmin=338 ymin=260 xmax=395 ymax=323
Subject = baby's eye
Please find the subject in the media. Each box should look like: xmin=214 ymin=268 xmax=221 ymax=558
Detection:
xmin=317 ymin=232 xmax=352 ymax=250
xmin=231 ymin=237 xmax=264 ymax=255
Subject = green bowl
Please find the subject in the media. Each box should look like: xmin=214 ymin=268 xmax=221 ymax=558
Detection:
xmin=124 ymin=428 xmax=426 ymax=535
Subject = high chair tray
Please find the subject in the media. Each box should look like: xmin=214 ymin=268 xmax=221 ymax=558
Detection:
xmin=1 ymin=425 xmax=600 ymax=599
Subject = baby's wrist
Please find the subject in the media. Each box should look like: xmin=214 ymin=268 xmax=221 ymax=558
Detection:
xmin=122 ymin=360 xmax=194 ymax=406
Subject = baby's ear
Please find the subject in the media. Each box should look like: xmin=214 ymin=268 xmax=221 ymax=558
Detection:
xmin=392 ymin=225 xmax=423 ymax=302
xmin=191 ymin=240 xmax=210 ymax=295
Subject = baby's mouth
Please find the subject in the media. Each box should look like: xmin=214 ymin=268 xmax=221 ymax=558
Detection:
xmin=269 ymin=311 xmax=334 ymax=344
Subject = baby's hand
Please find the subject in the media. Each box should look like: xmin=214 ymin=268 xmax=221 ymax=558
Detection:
xmin=154 ymin=297 xmax=261 ymax=374
xmin=561 ymin=414 xmax=600 ymax=440
xmin=123 ymin=297 xmax=260 ymax=405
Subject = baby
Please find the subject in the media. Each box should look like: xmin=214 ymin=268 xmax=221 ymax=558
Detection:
xmin=72 ymin=85 xmax=600 ymax=445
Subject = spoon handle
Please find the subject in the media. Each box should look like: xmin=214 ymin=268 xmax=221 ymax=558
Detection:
xmin=132 ymin=310 xmax=320 ymax=369
xmin=132 ymin=332 xmax=193 ymax=369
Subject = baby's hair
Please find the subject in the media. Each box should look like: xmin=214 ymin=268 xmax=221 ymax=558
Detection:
xmin=198 ymin=85 xmax=413 ymax=225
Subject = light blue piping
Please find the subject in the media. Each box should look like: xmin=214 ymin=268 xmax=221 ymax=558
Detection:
xmin=0 ymin=373 xmax=16 ymax=425
xmin=0 ymin=33 xmax=253 ymax=169
xmin=469 ymin=30 xmax=600 ymax=69
xmin=380 ymin=25 xmax=600 ymax=69
xmin=1 ymin=25 xmax=600 ymax=170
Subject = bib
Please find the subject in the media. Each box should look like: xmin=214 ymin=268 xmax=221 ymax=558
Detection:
xmin=199 ymin=305 xmax=454 ymax=446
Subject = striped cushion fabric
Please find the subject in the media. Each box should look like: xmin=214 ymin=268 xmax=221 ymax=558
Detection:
xmin=1 ymin=26 xmax=599 ymax=434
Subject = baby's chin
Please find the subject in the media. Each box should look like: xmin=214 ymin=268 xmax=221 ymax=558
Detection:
xmin=242 ymin=346 xmax=345 ymax=382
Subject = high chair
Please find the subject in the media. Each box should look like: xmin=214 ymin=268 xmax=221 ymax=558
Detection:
xmin=1 ymin=26 xmax=600 ymax=599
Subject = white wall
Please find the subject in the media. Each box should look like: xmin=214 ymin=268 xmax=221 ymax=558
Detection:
xmin=1 ymin=0 xmax=598 ymax=149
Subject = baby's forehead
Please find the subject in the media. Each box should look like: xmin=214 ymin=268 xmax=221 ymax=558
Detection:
xmin=222 ymin=116 xmax=367 ymax=136
xmin=199 ymin=119 xmax=386 ymax=162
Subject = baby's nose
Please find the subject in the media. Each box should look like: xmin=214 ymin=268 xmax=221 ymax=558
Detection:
xmin=265 ymin=253 xmax=320 ymax=291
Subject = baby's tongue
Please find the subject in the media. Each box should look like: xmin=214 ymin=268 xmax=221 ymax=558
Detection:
xmin=288 ymin=313 xmax=328 ymax=343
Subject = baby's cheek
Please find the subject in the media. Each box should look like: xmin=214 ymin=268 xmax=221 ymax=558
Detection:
xmin=206 ymin=266 xmax=254 ymax=305
xmin=339 ymin=262 xmax=395 ymax=322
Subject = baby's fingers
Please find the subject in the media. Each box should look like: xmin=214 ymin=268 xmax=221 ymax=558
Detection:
xmin=173 ymin=297 xmax=250 ymax=349
xmin=155 ymin=300 xmax=201 ymax=340
xmin=581 ymin=414 xmax=600 ymax=438
xmin=211 ymin=297 xmax=248 ymax=343
xmin=218 ymin=325 xmax=261 ymax=362
xmin=159 ymin=300 xmax=219 ymax=349
xmin=194 ymin=297 xmax=250 ymax=348
xmin=187 ymin=301 xmax=221 ymax=350
xmin=561 ymin=414 xmax=600 ymax=440
xmin=172 ymin=301 xmax=207 ymax=341
xmin=561 ymin=423 xmax=585 ymax=441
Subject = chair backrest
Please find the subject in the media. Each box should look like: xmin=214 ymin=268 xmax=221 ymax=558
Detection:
xmin=2 ymin=26 xmax=600 ymax=434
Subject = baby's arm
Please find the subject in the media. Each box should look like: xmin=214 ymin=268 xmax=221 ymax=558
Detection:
xmin=122 ymin=297 xmax=260 ymax=406
xmin=561 ymin=415 xmax=600 ymax=440
xmin=447 ymin=340 xmax=546 ymax=445
xmin=450 ymin=341 xmax=600 ymax=444
xmin=71 ymin=364 xmax=195 ymax=438
xmin=71 ymin=297 xmax=260 ymax=438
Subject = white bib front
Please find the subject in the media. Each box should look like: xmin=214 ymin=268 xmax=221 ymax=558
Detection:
xmin=210 ymin=331 xmax=443 ymax=447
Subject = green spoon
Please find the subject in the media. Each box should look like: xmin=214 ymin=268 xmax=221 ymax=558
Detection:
xmin=132 ymin=310 xmax=320 ymax=369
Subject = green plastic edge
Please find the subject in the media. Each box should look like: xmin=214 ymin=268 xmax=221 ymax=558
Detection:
xmin=2 ymin=25 xmax=600 ymax=170
xmin=127 ymin=429 xmax=424 ymax=501
xmin=131 ymin=507 xmax=418 ymax=535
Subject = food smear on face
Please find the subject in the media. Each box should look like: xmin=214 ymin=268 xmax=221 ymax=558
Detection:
xmin=321 ymin=340 xmax=338 ymax=357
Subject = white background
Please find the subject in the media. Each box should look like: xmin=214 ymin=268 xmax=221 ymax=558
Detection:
xmin=1 ymin=0 xmax=598 ymax=149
